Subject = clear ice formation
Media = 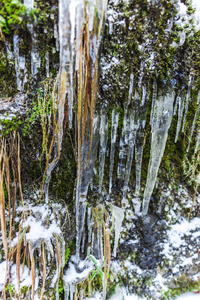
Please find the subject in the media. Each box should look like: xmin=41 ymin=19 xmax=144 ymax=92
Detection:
xmin=174 ymin=94 xmax=184 ymax=143
xmin=109 ymin=109 xmax=119 ymax=194
xmin=99 ymin=111 xmax=108 ymax=192
xmin=112 ymin=205 xmax=124 ymax=257
xmin=135 ymin=103 xmax=148 ymax=197
xmin=118 ymin=109 xmax=130 ymax=180
xmin=76 ymin=116 xmax=100 ymax=262
xmin=123 ymin=108 xmax=139 ymax=200
xmin=187 ymin=98 xmax=200 ymax=152
xmin=143 ymin=88 xmax=175 ymax=215
xmin=59 ymin=0 xmax=107 ymax=128
xmin=13 ymin=35 xmax=27 ymax=92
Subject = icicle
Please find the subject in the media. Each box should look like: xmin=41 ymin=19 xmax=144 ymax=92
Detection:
xmin=64 ymin=283 xmax=69 ymax=300
xmin=182 ymin=75 xmax=194 ymax=132
xmin=81 ymin=226 xmax=86 ymax=253
xmin=118 ymin=110 xmax=129 ymax=179
xmin=135 ymin=94 xmax=148 ymax=196
xmin=195 ymin=130 xmax=200 ymax=153
xmin=59 ymin=0 xmax=77 ymax=128
xmin=31 ymin=36 xmax=41 ymax=76
xmin=13 ymin=35 xmax=22 ymax=91
xmin=128 ymin=74 xmax=134 ymax=105
xmin=70 ymin=284 xmax=75 ymax=300
xmin=123 ymin=109 xmax=139 ymax=200
xmin=141 ymin=85 xmax=147 ymax=106
xmin=150 ymin=81 xmax=157 ymax=126
xmin=76 ymin=202 xmax=87 ymax=262
xmin=135 ymin=120 xmax=146 ymax=197
xmin=54 ymin=23 xmax=59 ymax=51
xmin=87 ymin=206 xmax=92 ymax=244
xmin=45 ymin=51 xmax=49 ymax=78
xmin=143 ymin=88 xmax=175 ymax=215
xmin=138 ymin=62 xmax=144 ymax=89
xmin=179 ymin=31 xmax=186 ymax=46
xmin=197 ymin=90 xmax=200 ymax=105
xmin=173 ymin=95 xmax=179 ymax=116
xmin=175 ymin=95 xmax=184 ymax=143
xmin=187 ymin=104 xmax=200 ymax=152
xmin=111 ymin=205 xmax=124 ymax=257
xmin=99 ymin=224 xmax=103 ymax=262
xmin=99 ymin=111 xmax=108 ymax=192
xmin=109 ymin=109 xmax=119 ymax=194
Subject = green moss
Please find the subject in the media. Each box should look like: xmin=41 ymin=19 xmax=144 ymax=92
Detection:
xmin=162 ymin=275 xmax=200 ymax=300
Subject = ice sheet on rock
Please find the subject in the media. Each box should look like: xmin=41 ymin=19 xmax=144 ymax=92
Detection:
xmin=143 ymin=88 xmax=175 ymax=215
xmin=109 ymin=109 xmax=119 ymax=193
xmin=112 ymin=205 xmax=124 ymax=257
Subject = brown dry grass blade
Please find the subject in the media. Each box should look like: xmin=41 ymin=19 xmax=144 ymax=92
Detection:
xmin=39 ymin=242 xmax=46 ymax=300
xmin=29 ymin=243 xmax=35 ymax=300
xmin=16 ymin=227 xmax=22 ymax=298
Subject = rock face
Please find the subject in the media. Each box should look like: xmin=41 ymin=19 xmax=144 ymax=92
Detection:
xmin=0 ymin=0 xmax=200 ymax=299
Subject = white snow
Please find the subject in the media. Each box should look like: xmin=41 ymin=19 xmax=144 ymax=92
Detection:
xmin=176 ymin=292 xmax=200 ymax=299
xmin=23 ymin=216 xmax=61 ymax=242
xmin=64 ymin=256 xmax=94 ymax=284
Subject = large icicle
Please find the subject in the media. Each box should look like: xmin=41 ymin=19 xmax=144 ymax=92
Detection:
xmin=112 ymin=205 xmax=124 ymax=257
xmin=109 ymin=109 xmax=119 ymax=194
xmin=99 ymin=111 xmax=108 ymax=192
xmin=59 ymin=0 xmax=77 ymax=128
xmin=123 ymin=108 xmax=139 ymax=200
xmin=143 ymin=88 xmax=175 ymax=215
xmin=76 ymin=116 xmax=100 ymax=262
xmin=135 ymin=109 xmax=147 ymax=196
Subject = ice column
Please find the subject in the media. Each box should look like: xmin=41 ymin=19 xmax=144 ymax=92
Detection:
xmin=109 ymin=109 xmax=119 ymax=194
xmin=143 ymin=88 xmax=175 ymax=215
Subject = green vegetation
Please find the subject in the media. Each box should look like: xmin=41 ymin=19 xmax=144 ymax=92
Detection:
xmin=162 ymin=276 xmax=200 ymax=299
xmin=0 ymin=0 xmax=26 ymax=35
